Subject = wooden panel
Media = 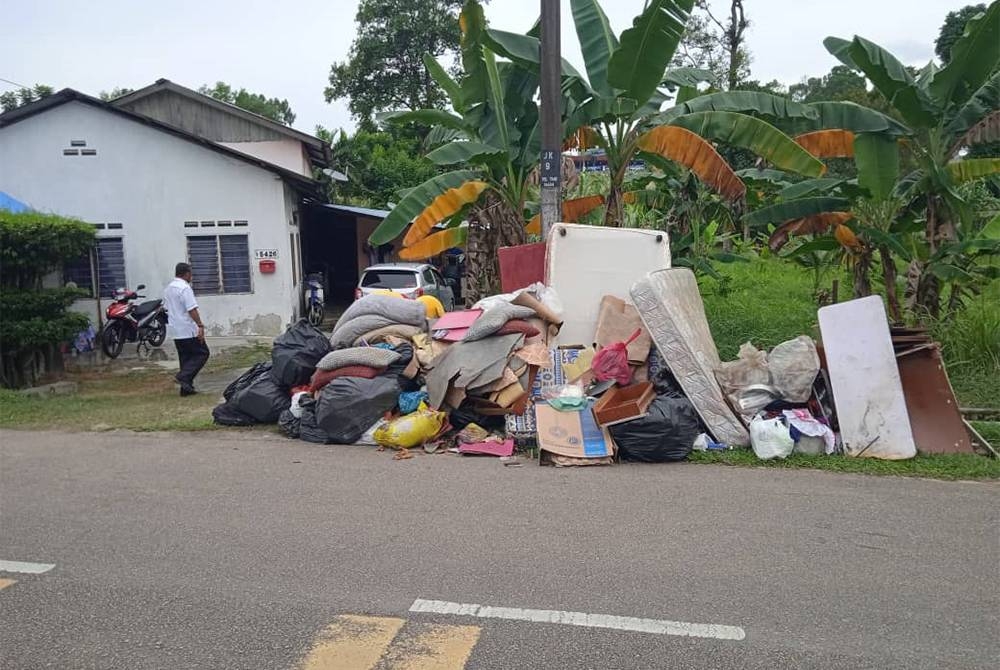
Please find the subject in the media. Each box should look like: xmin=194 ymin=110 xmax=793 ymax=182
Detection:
xmin=121 ymin=91 xmax=284 ymax=142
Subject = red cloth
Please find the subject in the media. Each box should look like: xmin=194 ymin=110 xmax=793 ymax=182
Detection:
xmin=498 ymin=242 xmax=545 ymax=293
xmin=309 ymin=365 xmax=379 ymax=392
xmin=494 ymin=319 xmax=541 ymax=338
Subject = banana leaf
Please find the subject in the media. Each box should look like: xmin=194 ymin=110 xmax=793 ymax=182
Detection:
xmin=400 ymin=227 xmax=469 ymax=260
xmin=570 ymin=0 xmax=620 ymax=95
xmin=847 ymin=36 xmax=938 ymax=128
xmin=525 ymin=195 xmax=606 ymax=235
xmin=663 ymin=67 xmax=715 ymax=89
xmin=944 ymin=71 xmax=1000 ymax=151
xmin=745 ymin=197 xmax=852 ymax=227
xmin=483 ymin=29 xmax=591 ymax=89
xmin=425 ymin=141 xmax=506 ymax=167
xmin=784 ymin=101 xmax=910 ymax=136
xmin=669 ymin=111 xmax=826 ymax=177
xmin=637 ymin=125 xmax=746 ymax=201
xmin=769 ymin=212 xmax=853 ymax=251
xmin=779 ymin=178 xmax=845 ymax=200
xmin=423 ymin=53 xmax=465 ymax=114
xmin=652 ymin=91 xmax=818 ymax=127
xmin=606 ymin=0 xmax=695 ymax=106
xmin=854 ymin=133 xmax=900 ymax=201
xmin=947 ymin=158 xmax=1000 ymax=184
xmin=794 ymin=129 xmax=855 ymax=158
xmin=929 ymin=2 xmax=1000 ymax=107
xmin=369 ymin=170 xmax=484 ymax=246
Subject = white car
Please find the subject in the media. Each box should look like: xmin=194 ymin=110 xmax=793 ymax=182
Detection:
xmin=355 ymin=263 xmax=457 ymax=311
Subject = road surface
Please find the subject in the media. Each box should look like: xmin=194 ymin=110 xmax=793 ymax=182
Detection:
xmin=1 ymin=429 xmax=996 ymax=669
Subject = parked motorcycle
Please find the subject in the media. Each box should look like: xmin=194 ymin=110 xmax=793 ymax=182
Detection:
xmin=305 ymin=272 xmax=325 ymax=327
xmin=100 ymin=284 xmax=168 ymax=359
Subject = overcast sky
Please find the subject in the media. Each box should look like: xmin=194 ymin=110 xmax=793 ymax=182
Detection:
xmin=1 ymin=0 xmax=969 ymax=136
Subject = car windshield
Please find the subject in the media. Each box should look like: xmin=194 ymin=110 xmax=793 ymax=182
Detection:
xmin=361 ymin=270 xmax=418 ymax=289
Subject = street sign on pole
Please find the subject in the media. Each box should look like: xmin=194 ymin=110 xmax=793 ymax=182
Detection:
xmin=539 ymin=0 xmax=562 ymax=239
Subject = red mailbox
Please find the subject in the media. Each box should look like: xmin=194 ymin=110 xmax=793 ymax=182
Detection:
xmin=259 ymin=259 xmax=276 ymax=274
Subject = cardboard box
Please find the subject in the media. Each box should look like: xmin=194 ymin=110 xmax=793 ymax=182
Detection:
xmin=592 ymin=382 xmax=655 ymax=426
xmin=535 ymin=401 xmax=616 ymax=463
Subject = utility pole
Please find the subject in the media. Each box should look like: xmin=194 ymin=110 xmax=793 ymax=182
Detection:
xmin=539 ymin=0 xmax=561 ymax=239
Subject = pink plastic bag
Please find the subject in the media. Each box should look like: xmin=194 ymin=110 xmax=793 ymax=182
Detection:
xmin=592 ymin=329 xmax=642 ymax=385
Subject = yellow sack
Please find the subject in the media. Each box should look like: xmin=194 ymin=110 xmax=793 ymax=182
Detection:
xmin=373 ymin=404 xmax=447 ymax=449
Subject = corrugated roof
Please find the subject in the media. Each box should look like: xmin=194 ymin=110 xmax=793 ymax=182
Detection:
xmin=320 ymin=203 xmax=390 ymax=219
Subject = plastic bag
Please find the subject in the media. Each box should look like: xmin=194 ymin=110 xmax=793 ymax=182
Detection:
xmin=373 ymin=404 xmax=447 ymax=449
xmin=223 ymin=362 xmax=272 ymax=401
xmin=768 ymin=336 xmax=820 ymax=403
xmin=232 ymin=374 xmax=291 ymax=423
xmin=212 ymin=403 xmax=257 ymax=427
xmin=749 ymin=414 xmax=794 ymax=460
xmin=315 ymin=375 xmax=400 ymax=444
xmin=716 ymin=342 xmax=770 ymax=397
xmin=542 ymin=383 xmax=586 ymax=411
xmin=473 ymin=282 xmax=564 ymax=321
xmin=271 ymin=319 xmax=331 ymax=387
xmin=609 ymin=395 xmax=702 ymax=462
xmin=592 ymin=329 xmax=641 ymax=386
xmin=398 ymin=390 xmax=430 ymax=414
xmin=298 ymin=396 xmax=332 ymax=444
xmin=278 ymin=409 xmax=300 ymax=438
xmin=289 ymin=391 xmax=311 ymax=418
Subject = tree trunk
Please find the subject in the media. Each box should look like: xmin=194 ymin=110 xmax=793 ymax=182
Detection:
xmin=878 ymin=245 xmax=902 ymax=323
xmin=603 ymin=186 xmax=624 ymax=227
xmin=462 ymin=192 xmax=525 ymax=306
xmin=852 ymin=249 xmax=873 ymax=299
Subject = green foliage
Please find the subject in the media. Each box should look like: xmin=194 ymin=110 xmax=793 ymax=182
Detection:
xmin=320 ymin=127 xmax=438 ymax=209
xmin=0 ymin=211 xmax=95 ymax=288
xmin=98 ymin=87 xmax=135 ymax=101
xmin=0 ymin=288 xmax=90 ymax=349
xmin=0 ymin=84 xmax=54 ymax=113
xmin=936 ymin=4 xmax=988 ymax=63
xmin=198 ymin=82 xmax=295 ymax=125
xmin=325 ymin=0 xmax=468 ymax=125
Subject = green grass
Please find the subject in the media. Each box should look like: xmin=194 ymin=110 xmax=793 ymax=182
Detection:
xmin=0 ymin=344 xmax=272 ymax=432
xmin=699 ymin=257 xmax=1000 ymax=407
xmin=688 ymin=449 xmax=1000 ymax=480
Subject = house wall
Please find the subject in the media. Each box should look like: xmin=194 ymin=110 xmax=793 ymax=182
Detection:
xmin=0 ymin=101 xmax=298 ymax=336
xmin=219 ymin=140 xmax=311 ymax=176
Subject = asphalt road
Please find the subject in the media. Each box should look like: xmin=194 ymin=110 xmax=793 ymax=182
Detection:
xmin=1 ymin=429 xmax=997 ymax=669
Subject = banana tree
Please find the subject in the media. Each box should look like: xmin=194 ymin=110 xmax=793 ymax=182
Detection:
xmin=368 ymin=1 xmax=602 ymax=303
xmin=809 ymin=2 xmax=1000 ymax=316
xmin=485 ymin=0 xmax=830 ymax=227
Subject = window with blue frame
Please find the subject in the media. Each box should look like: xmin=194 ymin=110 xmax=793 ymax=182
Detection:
xmin=186 ymin=234 xmax=251 ymax=294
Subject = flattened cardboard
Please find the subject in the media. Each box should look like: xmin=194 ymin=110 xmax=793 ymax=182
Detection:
xmin=535 ymin=401 xmax=616 ymax=460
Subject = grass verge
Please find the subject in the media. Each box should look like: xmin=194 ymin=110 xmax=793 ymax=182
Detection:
xmin=0 ymin=343 xmax=271 ymax=432
xmin=688 ymin=449 xmax=1000 ymax=480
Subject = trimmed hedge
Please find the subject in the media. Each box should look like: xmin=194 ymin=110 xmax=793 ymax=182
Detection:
xmin=0 ymin=210 xmax=95 ymax=288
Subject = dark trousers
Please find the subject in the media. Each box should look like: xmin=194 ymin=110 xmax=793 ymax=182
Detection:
xmin=175 ymin=338 xmax=210 ymax=388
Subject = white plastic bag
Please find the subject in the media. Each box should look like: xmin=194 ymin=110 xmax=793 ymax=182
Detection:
xmin=769 ymin=336 xmax=820 ymax=403
xmin=473 ymin=282 xmax=564 ymax=321
xmin=749 ymin=414 xmax=795 ymax=460
xmin=716 ymin=342 xmax=770 ymax=396
xmin=289 ymin=391 xmax=311 ymax=419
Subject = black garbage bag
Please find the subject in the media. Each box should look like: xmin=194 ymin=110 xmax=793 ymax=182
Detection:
xmin=212 ymin=402 xmax=257 ymax=427
xmin=316 ymin=375 xmax=400 ymax=444
xmin=270 ymin=319 xmax=331 ymax=387
xmin=278 ymin=409 xmax=300 ymax=438
xmin=385 ymin=342 xmax=421 ymax=392
xmin=609 ymin=394 xmax=703 ymax=462
xmin=298 ymin=397 xmax=332 ymax=444
xmin=232 ymin=374 xmax=291 ymax=424
xmin=223 ymin=361 xmax=272 ymax=401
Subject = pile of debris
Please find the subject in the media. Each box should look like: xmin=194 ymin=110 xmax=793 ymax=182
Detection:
xmin=210 ymin=222 xmax=990 ymax=465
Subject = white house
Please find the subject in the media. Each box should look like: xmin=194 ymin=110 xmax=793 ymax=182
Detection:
xmin=0 ymin=83 xmax=331 ymax=336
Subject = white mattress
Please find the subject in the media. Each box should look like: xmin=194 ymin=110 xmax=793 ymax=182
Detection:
xmin=545 ymin=223 xmax=671 ymax=347
xmin=631 ymin=268 xmax=750 ymax=446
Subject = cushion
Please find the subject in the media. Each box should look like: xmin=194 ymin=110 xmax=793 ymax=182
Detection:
xmin=330 ymin=314 xmax=398 ymax=349
xmin=310 ymin=365 xmax=380 ymax=392
xmin=463 ymin=303 xmax=536 ymax=342
xmin=316 ymin=347 xmax=402 ymax=371
xmin=333 ymin=294 xmax=428 ymax=332
xmin=494 ymin=319 xmax=541 ymax=338
xmin=352 ymin=324 xmax=424 ymax=346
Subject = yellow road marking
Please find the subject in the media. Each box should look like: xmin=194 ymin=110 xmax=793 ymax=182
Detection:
xmin=0 ymin=578 xmax=17 ymax=590
xmin=382 ymin=623 xmax=481 ymax=670
xmin=300 ymin=615 xmax=405 ymax=670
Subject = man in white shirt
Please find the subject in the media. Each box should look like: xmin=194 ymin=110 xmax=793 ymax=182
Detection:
xmin=163 ymin=262 xmax=210 ymax=396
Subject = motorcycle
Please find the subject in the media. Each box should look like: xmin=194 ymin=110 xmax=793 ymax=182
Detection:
xmin=304 ymin=272 xmax=325 ymax=327
xmin=100 ymin=284 xmax=168 ymax=359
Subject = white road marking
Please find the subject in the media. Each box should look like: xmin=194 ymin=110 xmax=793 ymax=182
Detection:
xmin=409 ymin=599 xmax=746 ymax=641
xmin=0 ymin=560 xmax=56 ymax=574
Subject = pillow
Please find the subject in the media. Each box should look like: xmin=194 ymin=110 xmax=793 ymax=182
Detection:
xmin=463 ymin=303 xmax=536 ymax=342
xmin=494 ymin=319 xmax=541 ymax=338
xmin=333 ymin=294 xmax=427 ymax=332
xmin=309 ymin=365 xmax=380 ymax=392
xmin=315 ymin=347 xmax=402 ymax=371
